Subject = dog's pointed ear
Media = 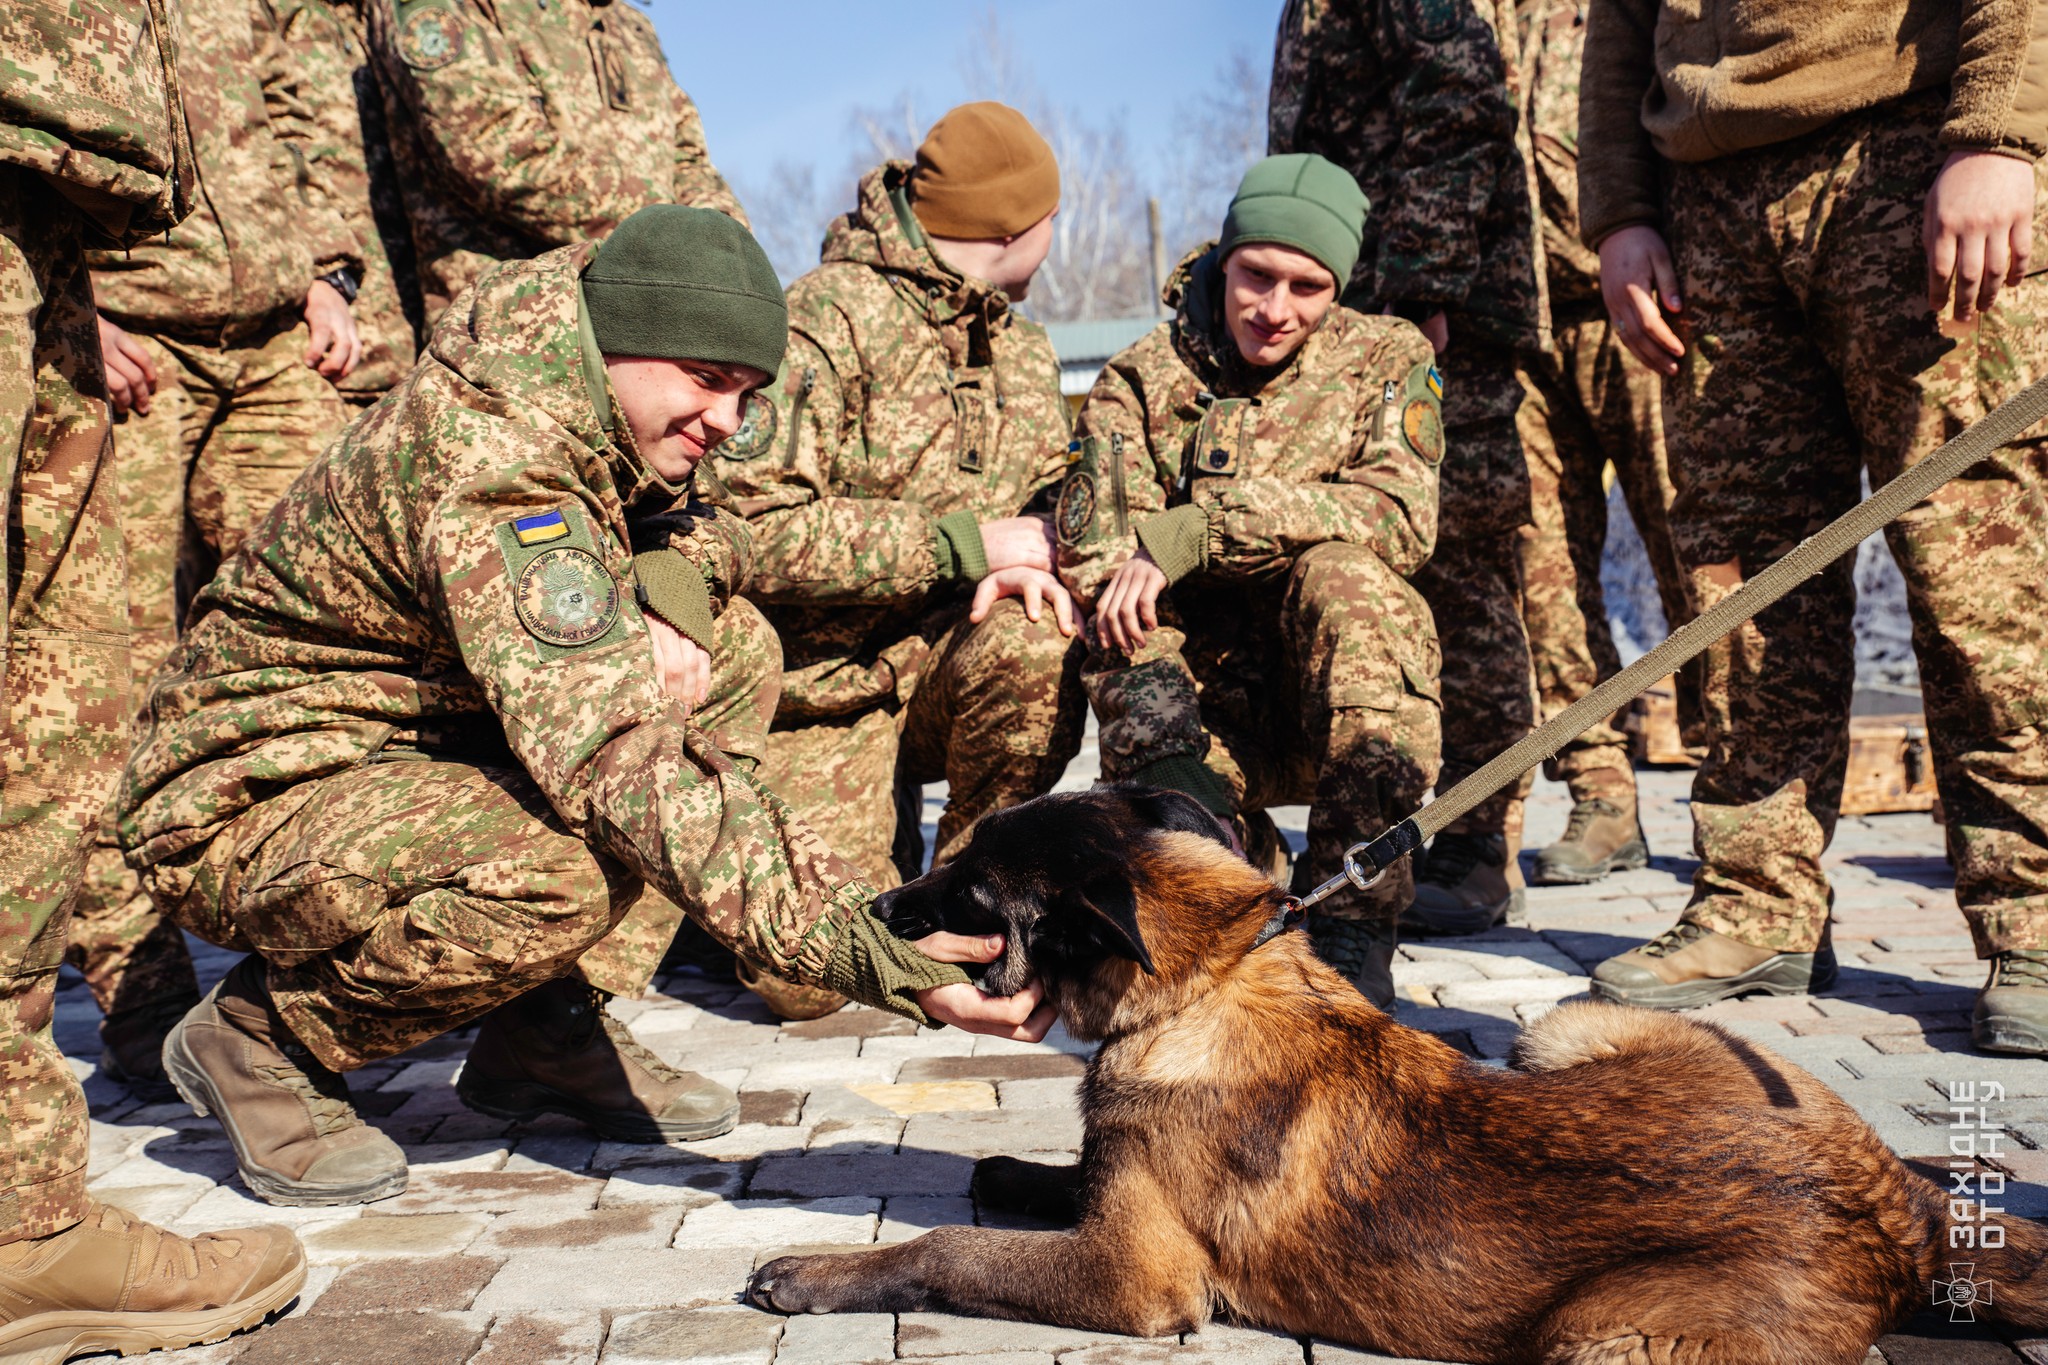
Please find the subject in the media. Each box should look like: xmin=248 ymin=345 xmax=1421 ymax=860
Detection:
xmin=1075 ymin=873 xmax=1155 ymax=975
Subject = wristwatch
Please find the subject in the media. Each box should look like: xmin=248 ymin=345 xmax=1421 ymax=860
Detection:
xmin=317 ymin=267 xmax=360 ymax=303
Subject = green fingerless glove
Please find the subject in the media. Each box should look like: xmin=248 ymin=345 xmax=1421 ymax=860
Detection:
xmin=633 ymin=547 xmax=717 ymax=651
xmin=1134 ymin=503 xmax=1209 ymax=584
xmin=931 ymin=509 xmax=991 ymax=583
xmin=1130 ymin=751 xmax=1235 ymax=817
xmin=820 ymin=907 xmax=972 ymax=1027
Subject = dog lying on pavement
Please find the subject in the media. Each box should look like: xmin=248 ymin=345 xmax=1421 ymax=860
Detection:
xmin=748 ymin=787 xmax=2048 ymax=1364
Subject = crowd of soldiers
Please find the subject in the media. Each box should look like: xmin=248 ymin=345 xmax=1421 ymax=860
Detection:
xmin=3 ymin=0 xmax=2043 ymax=1355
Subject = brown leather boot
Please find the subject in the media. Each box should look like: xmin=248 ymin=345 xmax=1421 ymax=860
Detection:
xmin=457 ymin=978 xmax=739 ymax=1141
xmin=1533 ymin=795 xmax=1650 ymax=886
xmin=161 ymin=957 xmax=408 ymax=1208
xmin=1404 ymin=830 xmax=1523 ymax=935
xmin=0 ymin=1201 xmax=303 ymax=1363
xmin=1591 ymin=920 xmax=1837 ymax=1010
xmin=97 ymin=990 xmax=199 ymax=1104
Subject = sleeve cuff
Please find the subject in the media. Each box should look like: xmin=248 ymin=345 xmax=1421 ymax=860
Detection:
xmin=1130 ymin=752 xmax=1235 ymax=817
xmin=932 ymin=509 xmax=990 ymax=582
xmin=819 ymin=906 xmax=973 ymax=1026
xmin=633 ymin=547 xmax=718 ymax=651
xmin=1134 ymin=503 xmax=1209 ymax=584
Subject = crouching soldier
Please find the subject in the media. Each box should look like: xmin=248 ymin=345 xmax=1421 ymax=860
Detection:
xmin=117 ymin=207 xmax=1047 ymax=1207
xmin=1057 ymin=155 xmax=1443 ymax=1009
xmin=716 ymin=102 xmax=1085 ymax=898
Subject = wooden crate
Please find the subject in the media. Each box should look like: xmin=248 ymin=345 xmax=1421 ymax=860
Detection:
xmin=1841 ymin=713 xmax=1937 ymax=816
xmin=1626 ymin=675 xmax=1698 ymax=768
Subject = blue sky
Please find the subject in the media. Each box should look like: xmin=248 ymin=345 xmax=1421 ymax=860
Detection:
xmin=645 ymin=1 xmax=1278 ymax=197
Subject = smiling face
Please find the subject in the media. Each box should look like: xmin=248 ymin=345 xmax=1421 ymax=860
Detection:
xmin=603 ymin=355 xmax=772 ymax=483
xmin=1219 ymin=242 xmax=1338 ymax=369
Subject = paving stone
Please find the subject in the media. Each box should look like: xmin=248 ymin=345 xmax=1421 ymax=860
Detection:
xmin=775 ymin=1310 xmax=895 ymax=1365
xmin=846 ymin=1080 xmax=1000 ymax=1114
xmin=472 ymin=1201 xmax=684 ymax=1253
xmin=912 ymin=1356 xmax=1054 ymax=1365
xmin=1062 ymin=1322 xmax=1307 ymax=1363
xmin=599 ymin=1160 xmax=746 ymax=1207
xmin=861 ymin=1031 xmax=981 ymax=1062
xmin=173 ymin=1184 xmax=364 ymax=1232
xmin=739 ymin=1088 xmax=805 ymax=1125
xmin=1432 ymin=978 xmax=1591 ymax=1011
xmin=743 ymin=1056 xmax=900 ymax=1090
xmin=503 ymin=1134 xmax=598 ymax=1172
xmin=227 ymin=1309 xmax=491 ymax=1363
xmin=309 ymin=1255 xmax=502 ymax=1313
xmin=903 ymin=1108 xmax=1084 ymax=1157
xmin=86 ymin=1180 xmax=208 ymax=1225
xmin=472 ymin=1247 xmax=754 ymax=1312
xmin=1308 ymin=1340 xmax=1475 ymax=1364
xmin=895 ymin=1312 xmax=1166 ymax=1356
xmin=809 ymin=1118 xmax=904 ymax=1153
xmin=780 ymin=1006 xmax=919 ymax=1040
xmin=676 ymin=1196 xmax=878 ymax=1248
xmin=897 ymin=1053 xmax=1088 ymax=1082
xmin=470 ymin=1310 xmax=606 ymax=1365
xmin=596 ymin=1123 xmax=812 ymax=1164
xmin=372 ymin=1167 xmax=603 ymax=1216
xmin=752 ymin=1151 xmax=974 ymax=1199
xmin=601 ymin=1306 xmax=784 ymax=1365
xmin=299 ymin=1213 xmax=486 ymax=1262
xmin=998 ymin=1078 xmax=1084 ymax=1109
xmin=880 ymin=1195 xmax=977 ymax=1242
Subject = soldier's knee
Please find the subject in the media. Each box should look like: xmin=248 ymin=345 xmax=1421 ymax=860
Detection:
xmin=959 ymin=595 xmax=1082 ymax=672
xmin=1289 ymin=542 xmax=1427 ymax=635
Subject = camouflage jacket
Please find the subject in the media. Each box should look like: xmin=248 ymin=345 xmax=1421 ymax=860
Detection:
xmin=0 ymin=0 xmax=193 ymax=244
xmin=366 ymin=0 xmax=745 ymax=327
xmin=1519 ymin=0 xmax=1600 ymax=308
xmin=1057 ymin=245 xmax=1442 ymax=608
xmin=87 ymin=0 xmax=362 ymax=338
xmin=715 ymin=161 xmax=1071 ymax=720
xmin=1268 ymin=0 xmax=1550 ymax=354
xmin=115 ymin=243 xmax=869 ymax=990
xmin=273 ymin=0 xmax=420 ymax=395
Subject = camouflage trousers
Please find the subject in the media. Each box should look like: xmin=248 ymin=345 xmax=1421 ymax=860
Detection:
xmin=1410 ymin=340 xmax=1537 ymax=833
xmin=1515 ymin=305 xmax=1694 ymax=805
xmin=764 ymin=597 xmax=1085 ymax=889
xmin=1086 ymin=541 xmax=1442 ymax=919
xmin=1664 ymin=91 xmax=2048 ymax=956
xmin=0 ymin=171 xmax=131 ymax=1242
xmin=140 ymin=597 xmax=782 ymax=1071
xmin=68 ymin=321 xmax=350 ymax=1025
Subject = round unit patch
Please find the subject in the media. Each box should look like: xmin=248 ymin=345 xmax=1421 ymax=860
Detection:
xmin=1401 ymin=399 xmax=1444 ymax=465
xmin=515 ymin=548 xmax=620 ymax=647
xmin=717 ymin=392 xmax=778 ymax=460
xmin=398 ymin=3 xmax=464 ymax=70
xmin=1055 ymin=471 xmax=1097 ymax=547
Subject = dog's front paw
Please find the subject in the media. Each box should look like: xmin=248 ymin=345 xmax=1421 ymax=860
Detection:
xmin=747 ymin=1253 xmax=864 ymax=1315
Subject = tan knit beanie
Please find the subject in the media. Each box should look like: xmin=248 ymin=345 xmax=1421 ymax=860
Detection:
xmin=908 ymin=102 xmax=1060 ymax=240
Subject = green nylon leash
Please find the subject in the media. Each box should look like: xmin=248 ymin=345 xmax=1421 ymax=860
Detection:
xmin=1288 ymin=370 xmax=2048 ymax=913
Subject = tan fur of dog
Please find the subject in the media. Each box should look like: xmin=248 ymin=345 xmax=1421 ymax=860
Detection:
xmin=750 ymin=791 xmax=2048 ymax=1364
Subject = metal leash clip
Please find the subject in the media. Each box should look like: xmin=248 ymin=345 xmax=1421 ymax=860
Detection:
xmin=1292 ymin=818 xmax=1424 ymax=913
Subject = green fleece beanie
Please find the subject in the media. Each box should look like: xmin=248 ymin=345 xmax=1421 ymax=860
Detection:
xmin=581 ymin=206 xmax=788 ymax=377
xmin=1217 ymin=153 xmax=1368 ymax=288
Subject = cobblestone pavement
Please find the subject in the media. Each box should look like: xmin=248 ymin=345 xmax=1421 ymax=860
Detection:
xmin=56 ymin=751 xmax=2048 ymax=1364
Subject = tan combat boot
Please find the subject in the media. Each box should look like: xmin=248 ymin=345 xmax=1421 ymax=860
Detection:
xmin=1973 ymin=951 xmax=2048 ymax=1056
xmin=161 ymin=957 xmax=408 ymax=1208
xmin=1532 ymin=794 xmax=1650 ymax=886
xmin=97 ymin=990 xmax=199 ymax=1104
xmin=0 ymin=1201 xmax=303 ymax=1364
xmin=457 ymin=977 xmax=739 ymax=1141
xmin=1591 ymin=920 xmax=1837 ymax=1010
xmin=1306 ymin=915 xmax=1398 ymax=1010
xmin=1404 ymin=828 xmax=1523 ymax=935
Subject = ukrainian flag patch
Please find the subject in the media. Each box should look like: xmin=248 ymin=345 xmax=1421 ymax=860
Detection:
xmin=1426 ymin=366 xmax=1443 ymax=400
xmin=511 ymin=509 xmax=570 ymax=546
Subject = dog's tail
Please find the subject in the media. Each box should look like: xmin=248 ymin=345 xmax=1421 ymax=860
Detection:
xmin=1909 ymin=1174 xmax=2048 ymax=1328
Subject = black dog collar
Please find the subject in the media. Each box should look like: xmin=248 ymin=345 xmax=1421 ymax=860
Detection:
xmin=1251 ymin=896 xmax=1306 ymax=949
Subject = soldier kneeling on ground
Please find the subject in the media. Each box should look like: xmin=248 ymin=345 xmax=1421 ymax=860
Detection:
xmin=1057 ymin=154 xmax=1444 ymax=1010
xmin=116 ymin=206 xmax=1051 ymax=1208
